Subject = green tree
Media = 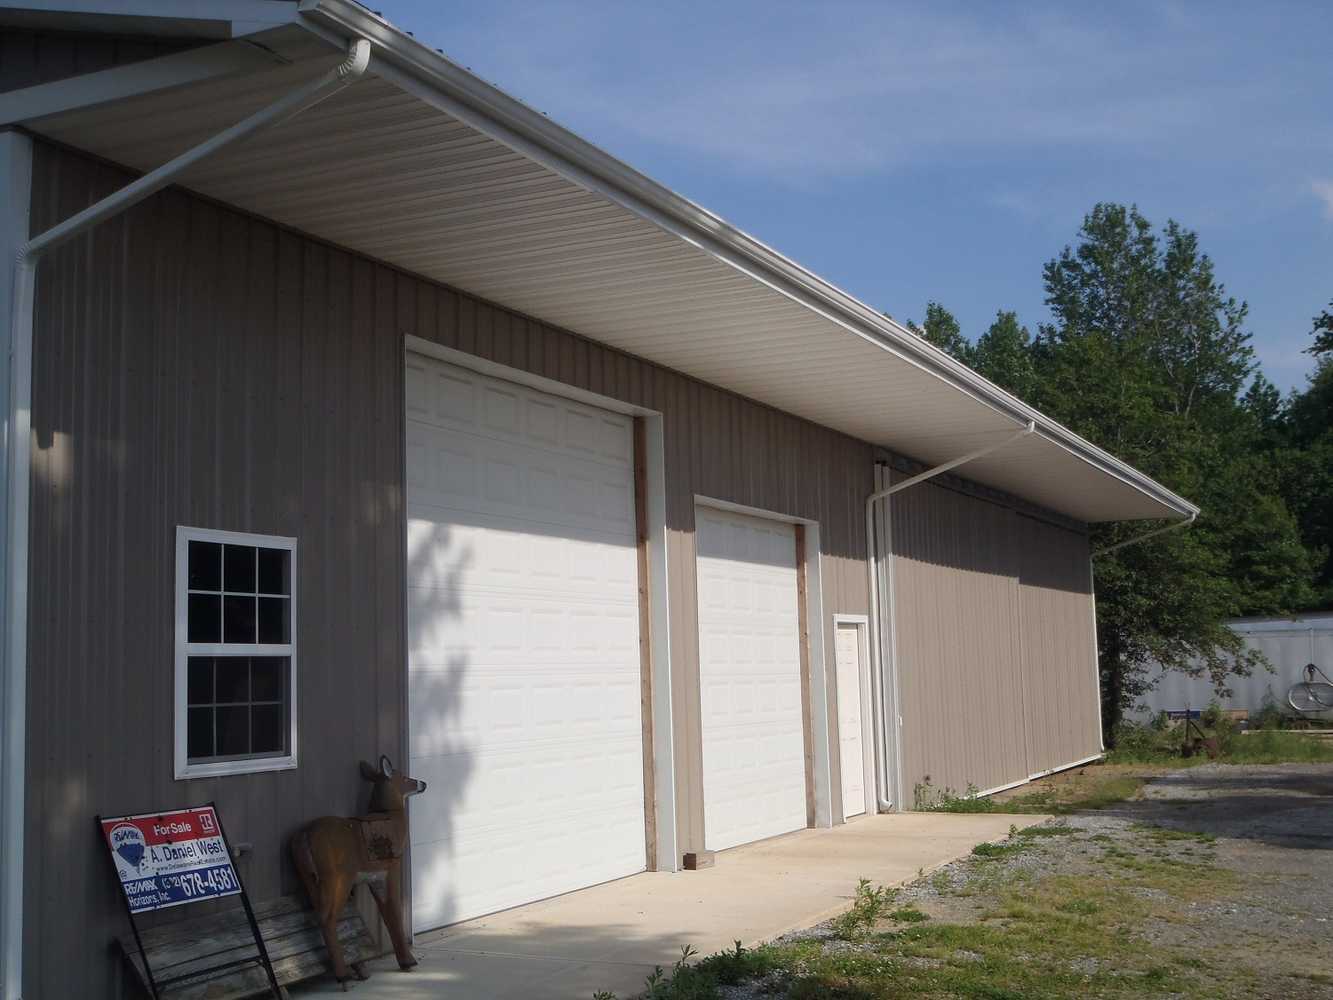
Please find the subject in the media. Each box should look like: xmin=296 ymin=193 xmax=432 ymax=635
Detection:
xmin=972 ymin=310 xmax=1038 ymax=401
xmin=1272 ymin=317 xmax=1333 ymax=603
xmin=907 ymin=301 xmax=972 ymax=363
xmin=1030 ymin=204 xmax=1316 ymax=735
xmin=1311 ymin=301 xmax=1333 ymax=357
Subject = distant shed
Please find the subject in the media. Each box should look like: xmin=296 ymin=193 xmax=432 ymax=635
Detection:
xmin=1136 ymin=613 xmax=1333 ymax=720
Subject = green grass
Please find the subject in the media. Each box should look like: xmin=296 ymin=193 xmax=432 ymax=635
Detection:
xmin=1105 ymin=720 xmax=1333 ymax=765
xmin=916 ymin=769 xmax=1147 ymax=816
xmin=1012 ymin=822 xmax=1078 ymax=838
xmin=1226 ymin=729 xmax=1333 ymax=763
xmin=594 ymin=823 xmax=1257 ymax=999
xmin=888 ymin=906 xmax=931 ymax=923
xmin=971 ymin=840 xmax=1025 ymax=860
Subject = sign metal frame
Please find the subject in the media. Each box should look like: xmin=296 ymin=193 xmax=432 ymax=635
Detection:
xmin=96 ymin=803 xmax=281 ymax=999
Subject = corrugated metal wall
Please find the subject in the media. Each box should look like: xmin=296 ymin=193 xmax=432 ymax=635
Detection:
xmin=887 ymin=467 xmax=1099 ymax=803
xmin=889 ymin=476 xmax=1030 ymax=801
xmin=1017 ymin=515 xmax=1101 ymax=776
xmin=0 ymin=27 xmax=199 ymax=93
xmin=1136 ymin=615 xmax=1333 ymax=720
xmin=26 ymin=141 xmax=409 ymax=998
xmin=24 ymin=140 xmax=872 ymax=997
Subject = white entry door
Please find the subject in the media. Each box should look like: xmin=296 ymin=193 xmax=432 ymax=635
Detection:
xmin=696 ymin=507 xmax=807 ymax=852
xmin=834 ymin=622 xmax=867 ymax=819
xmin=405 ymin=354 xmax=646 ymax=930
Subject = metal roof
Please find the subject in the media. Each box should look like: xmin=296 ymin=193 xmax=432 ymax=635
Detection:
xmin=6 ymin=0 xmax=1199 ymax=523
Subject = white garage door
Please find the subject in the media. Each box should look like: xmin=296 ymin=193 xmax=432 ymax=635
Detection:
xmin=696 ymin=507 xmax=807 ymax=852
xmin=405 ymin=355 xmax=646 ymax=930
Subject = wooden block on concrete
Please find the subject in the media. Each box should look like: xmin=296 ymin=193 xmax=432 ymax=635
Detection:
xmin=683 ymin=851 xmax=716 ymax=871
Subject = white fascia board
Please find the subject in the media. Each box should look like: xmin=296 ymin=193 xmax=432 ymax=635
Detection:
xmin=296 ymin=0 xmax=1196 ymax=522
xmin=0 ymin=39 xmax=284 ymax=125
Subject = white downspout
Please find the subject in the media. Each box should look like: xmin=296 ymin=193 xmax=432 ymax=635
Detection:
xmin=1085 ymin=511 xmax=1195 ymax=754
xmin=1092 ymin=511 xmax=1196 ymax=557
xmin=0 ymin=39 xmax=369 ymax=999
xmin=864 ymin=421 xmax=1035 ymax=812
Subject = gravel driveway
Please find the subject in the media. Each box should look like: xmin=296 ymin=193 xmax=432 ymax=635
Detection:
xmin=1108 ymin=763 xmax=1333 ymax=990
xmin=721 ymin=762 xmax=1333 ymax=999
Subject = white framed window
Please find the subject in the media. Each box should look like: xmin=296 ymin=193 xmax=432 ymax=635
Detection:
xmin=174 ymin=526 xmax=297 ymax=779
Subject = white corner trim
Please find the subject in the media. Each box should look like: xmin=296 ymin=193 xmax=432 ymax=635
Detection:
xmin=0 ymin=127 xmax=33 ymax=1000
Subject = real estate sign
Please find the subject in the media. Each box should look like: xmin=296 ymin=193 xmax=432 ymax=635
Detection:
xmin=99 ymin=805 xmax=241 ymax=913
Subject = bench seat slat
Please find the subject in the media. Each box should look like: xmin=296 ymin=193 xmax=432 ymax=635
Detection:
xmin=118 ymin=895 xmax=378 ymax=999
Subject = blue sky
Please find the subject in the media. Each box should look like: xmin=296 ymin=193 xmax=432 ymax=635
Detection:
xmin=374 ymin=0 xmax=1332 ymax=392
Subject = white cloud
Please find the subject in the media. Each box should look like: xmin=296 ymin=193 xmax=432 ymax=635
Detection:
xmin=1313 ymin=179 xmax=1333 ymax=220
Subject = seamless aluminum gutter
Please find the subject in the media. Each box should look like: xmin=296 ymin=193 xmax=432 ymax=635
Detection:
xmin=296 ymin=0 xmax=1195 ymax=522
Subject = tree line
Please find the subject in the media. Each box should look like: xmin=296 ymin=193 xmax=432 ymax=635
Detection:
xmin=902 ymin=203 xmax=1332 ymax=736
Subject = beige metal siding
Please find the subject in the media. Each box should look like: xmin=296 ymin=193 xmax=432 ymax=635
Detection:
xmin=25 ymin=144 xmax=409 ymax=998
xmin=890 ymin=478 xmax=1030 ymax=801
xmin=24 ymin=140 xmax=872 ymax=997
xmin=887 ymin=464 xmax=1099 ymax=801
xmin=1017 ymin=516 xmax=1101 ymax=774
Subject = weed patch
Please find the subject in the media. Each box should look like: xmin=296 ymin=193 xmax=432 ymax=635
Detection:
xmin=888 ymin=906 xmax=930 ymax=923
xmin=829 ymin=878 xmax=896 ymax=940
xmin=971 ymin=840 xmax=1024 ymax=860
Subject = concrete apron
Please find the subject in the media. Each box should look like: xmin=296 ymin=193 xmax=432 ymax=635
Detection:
xmin=293 ymin=812 xmax=1036 ymax=999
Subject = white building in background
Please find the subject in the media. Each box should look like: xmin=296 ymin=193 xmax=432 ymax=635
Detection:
xmin=1137 ymin=612 xmax=1333 ymax=720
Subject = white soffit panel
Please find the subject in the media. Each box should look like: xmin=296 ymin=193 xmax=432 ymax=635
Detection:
xmin=19 ymin=21 xmax=1195 ymax=524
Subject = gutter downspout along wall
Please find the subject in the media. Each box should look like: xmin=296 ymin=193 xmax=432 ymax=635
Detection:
xmin=864 ymin=422 xmax=1035 ymax=813
xmin=0 ymin=39 xmax=369 ymax=998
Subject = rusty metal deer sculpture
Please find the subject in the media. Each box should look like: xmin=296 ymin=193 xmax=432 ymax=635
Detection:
xmin=291 ymin=756 xmax=426 ymax=984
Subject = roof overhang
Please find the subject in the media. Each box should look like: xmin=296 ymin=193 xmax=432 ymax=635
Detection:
xmin=4 ymin=0 xmax=1199 ymax=524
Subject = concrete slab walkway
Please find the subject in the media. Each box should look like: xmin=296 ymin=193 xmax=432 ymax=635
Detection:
xmin=293 ymin=811 xmax=1033 ymax=999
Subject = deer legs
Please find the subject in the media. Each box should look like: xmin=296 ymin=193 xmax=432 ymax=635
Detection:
xmin=368 ymin=870 xmax=417 ymax=971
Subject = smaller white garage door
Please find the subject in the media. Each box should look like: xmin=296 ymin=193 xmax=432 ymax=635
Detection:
xmin=696 ymin=507 xmax=807 ymax=852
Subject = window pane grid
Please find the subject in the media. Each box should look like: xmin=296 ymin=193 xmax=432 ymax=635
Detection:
xmin=180 ymin=531 xmax=295 ymax=774
xmin=185 ymin=655 xmax=289 ymax=762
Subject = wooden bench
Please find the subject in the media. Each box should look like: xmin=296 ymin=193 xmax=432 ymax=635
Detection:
xmin=118 ymin=894 xmax=379 ymax=999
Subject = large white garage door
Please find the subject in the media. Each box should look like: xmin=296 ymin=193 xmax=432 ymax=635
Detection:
xmin=696 ymin=507 xmax=807 ymax=852
xmin=405 ymin=354 xmax=646 ymax=930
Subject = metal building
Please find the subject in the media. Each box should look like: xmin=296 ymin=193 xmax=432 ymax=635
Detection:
xmin=0 ymin=3 xmax=1197 ymax=996
xmin=1136 ymin=613 xmax=1333 ymax=721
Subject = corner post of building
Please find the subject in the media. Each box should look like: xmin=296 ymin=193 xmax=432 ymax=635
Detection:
xmin=0 ymin=125 xmax=34 ymax=1000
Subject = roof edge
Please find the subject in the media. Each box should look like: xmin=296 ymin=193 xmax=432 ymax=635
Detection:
xmin=296 ymin=0 xmax=1195 ymax=521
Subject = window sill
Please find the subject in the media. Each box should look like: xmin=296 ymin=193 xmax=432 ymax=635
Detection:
xmin=175 ymin=754 xmax=297 ymax=781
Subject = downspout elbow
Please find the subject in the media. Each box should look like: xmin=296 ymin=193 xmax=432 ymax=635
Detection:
xmin=335 ymin=38 xmax=371 ymax=82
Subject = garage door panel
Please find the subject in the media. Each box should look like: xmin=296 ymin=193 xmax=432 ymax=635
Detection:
xmin=406 ymin=516 xmax=639 ymax=606
xmin=407 ymin=356 xmax=645 ymax=930
xmin=407 ymin=586 xmax=639 ymax=664
xmin=697 ymin=508 xmax=807 ymax=852
xmin=407 ymin=423 xmax=634 ymax=537
xmin=411 ymin=786 xmax=648 ymax=929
